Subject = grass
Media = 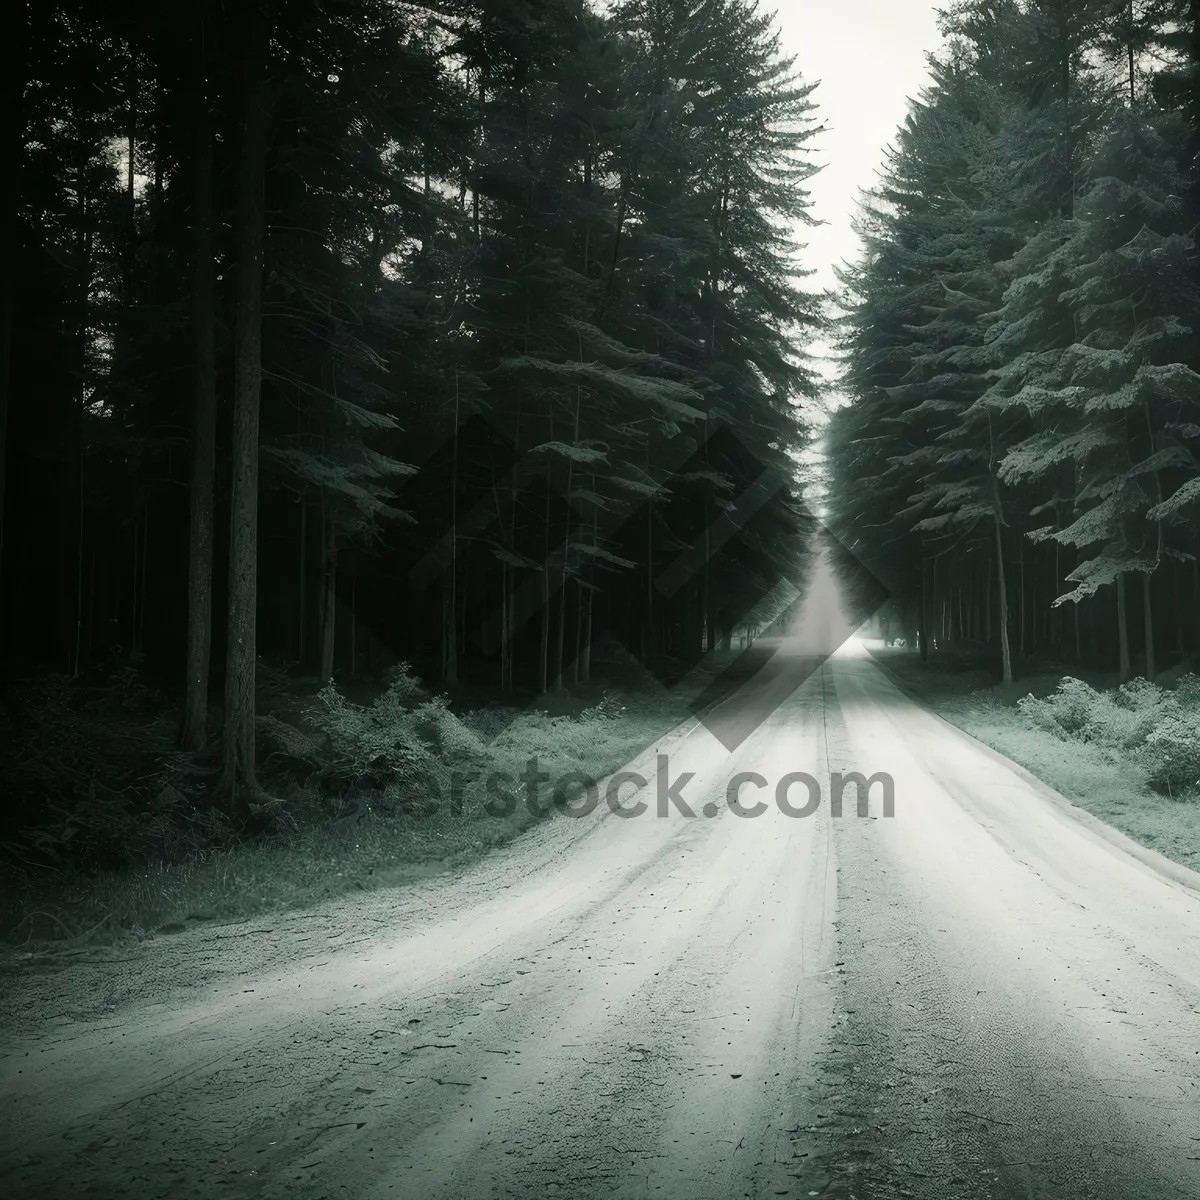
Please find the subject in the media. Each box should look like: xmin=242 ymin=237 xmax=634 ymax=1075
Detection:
xmin=868 ymin=645 xmax=1200 ymax=875
xmin=0 ymin=646 xmax=722 ymax=951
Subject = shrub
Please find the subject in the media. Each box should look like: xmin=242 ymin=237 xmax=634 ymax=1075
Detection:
xmin=298 ymin=666 xmax=486 ymax=804
xmin=1017 ymin=671 xmax=1200 ymax=797
xmin=1174 ymin=673 xmax=1200 ymax=712
xmin=1142 ymin=715 xmax=1200 ymax=798
xmin=1017 ymin=677 xmax=1100 ymax=738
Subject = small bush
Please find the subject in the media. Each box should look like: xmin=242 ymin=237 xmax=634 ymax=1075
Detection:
xmin=1142 ymin=715 xmax=1200 ymax=798
xmin=294 ymin=666 xmax=487 ymax=805
xmin=1017 ymin=677 xmax=1100 ymax=738
xmin=1175 ymin=673 xmax=1200 ymax=712
xmin=1017 ymin=672 xmax=1200 ymax=797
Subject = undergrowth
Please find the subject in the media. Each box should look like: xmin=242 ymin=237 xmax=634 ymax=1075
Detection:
xmin=1017 ymin=674 xmax=1200 ymax=798
xmin=0 ymin=654 xmax=682 ymax=947
xmin=869 ymin=645 xmax=1200 ymax=876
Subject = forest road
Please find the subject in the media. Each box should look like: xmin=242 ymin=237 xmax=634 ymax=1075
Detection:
xmin=2 ymin=641 xmax=1200 ymax=1200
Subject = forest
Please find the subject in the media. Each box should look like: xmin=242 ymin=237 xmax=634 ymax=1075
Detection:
xmin=826 ymin=0 xmax=1200 ymax=686
xmin=0 ymin=0 xmax=825 ymax=889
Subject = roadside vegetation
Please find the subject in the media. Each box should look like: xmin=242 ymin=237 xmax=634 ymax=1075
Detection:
xmin=0 ymin=649 xmax=697 ymax=949
xmin=870 ymin=646 xmax=1200 ymax=874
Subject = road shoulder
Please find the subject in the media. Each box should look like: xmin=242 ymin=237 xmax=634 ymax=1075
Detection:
xmin=864 ymin=647 xmax=1200 ymax=896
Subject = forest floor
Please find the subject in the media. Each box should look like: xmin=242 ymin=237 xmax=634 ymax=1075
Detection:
xmin=0 ymin=645 xmax=726 ymax=953
xmin=867 ymin=643 xmax=1200 ymax=875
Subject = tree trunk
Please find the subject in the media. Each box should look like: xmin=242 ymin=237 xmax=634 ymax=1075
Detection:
xmin=72 ymin=434 xmax=86 ymax=676
xmin=500 ymin=559 xmax=511 ymax=691
xmin=1117 ymin=572 xmax=1131 ymax=682
xmin=539 ymin=461 xmax=552 ymax=695
xmin=318 ymin=501 xmax=336 ymax=683
xmin=538 ymin=561 xmax=550 ymax=696
xmin=1053 ymin=541 xmax=1062 ymax=656
xmin=181 ymin=28 xmax=217 ymax=751
xmin=930 ymin=566 xmax=937 ymax=647
xmin=136 ymin=501 xmax=148 ymax=656
xmin=573 ymin=580 xmax=585 ymax=684
xmin=1175 ymin=560 xmax=1186 ymax=656
xmin=985 ymin=553 xmax=992 ymax=644
xmin=1018 ymin=538 xmax=1026 ymax=658
xmin=501 ymin=397 xmax=522 ymax=692
xmin=297 ymin=491 xmax=308 ymax=665
xmin=553 ymin=389 xmax=581 ymax=692
xmin=0 ymin=14 xmax=18 ymax=606
xmin=444 ymin=372 xmax=460 ymax=686
xmin=1143 ymin=570 xmax=1155 ymax=681
xmin=349 ymin=553 xmax=357 ymax=679
xmin=994 ymin=513 xmax=1012 ymax=684
xmin=219 ymin=16 xmax=272 ymax=818
xmin=919 ymin=555 xmax=929 ymax=661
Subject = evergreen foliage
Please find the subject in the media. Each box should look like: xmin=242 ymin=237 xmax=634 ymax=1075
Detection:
xmin=827 ymin=0 xmax=1200 ymax=682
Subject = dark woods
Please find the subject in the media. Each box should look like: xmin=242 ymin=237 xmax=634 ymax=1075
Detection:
xmin=826 ymin=0 xmax=1200 ymax=685
xmin=0 ymin=0 xmax=823 ymax=834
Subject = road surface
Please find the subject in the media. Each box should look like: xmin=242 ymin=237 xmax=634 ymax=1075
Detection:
xmin=2 ymin=642 xmax=1200 ymax=1199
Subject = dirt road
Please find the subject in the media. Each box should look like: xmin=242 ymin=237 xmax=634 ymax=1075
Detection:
xmin=3 ymin=642 xmax=1200 ymax=1199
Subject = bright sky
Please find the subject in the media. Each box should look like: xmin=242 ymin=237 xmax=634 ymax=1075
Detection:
xmin=772 ymin=0 xmax=943 ymax=504
xmin=775 ymin=0 xmax=944 ymax=384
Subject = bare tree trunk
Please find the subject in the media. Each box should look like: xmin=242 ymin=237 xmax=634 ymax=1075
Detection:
xmin=72 ymin=433 xmax=85 ymax=676
xmin=1143 ymin=570 xmax=1155 ymax=681
xmin=537 ymin=397 xmax=553 ymax=695
xmin=219 ymin=14 xmax=272 ymax=818
xmin=575 ymin=582 xmax=591 ymax=684
xmin=1018 ymin=538 xmax=1026 ymax=658
xmin=1117 ymin=571 xmax=1131 ymax=682
xmin=932 ymin=554 xmax=939 ymax=647
xmin=994 ymin=514 xmax=1012 ymax=684
xmin=985 ymin=554 xmax=992 ymax=644
xmin=181 ymin=23 xmax=217 ymax=751
xmin=0 ymin=14 xmax=18 ymax=607
xmin=443 ymin=373 xmax=460 ymax=685
xmin=919 ymin=555 xmax=929 ymax=661
xmin=1175 ymin=560 xmax=1186 ymax=656
xmin=500 ymin=559 xmax=511 ymax=690
xmin=1053 ymin=540 xmax=1061 ymax=656
xmin=85 ymin=546 xmax=96 ymax=665
xmin=349 ymin=553 xmax=356 ymax=679
xmin=538 ymin=566 xmax=550 ymax=695
xmin=318 ymin=498 xmax=336 ymax=683
xmin=137 ymin=500 xmax=148 ymax=654
xmin=553 ymin=389 xmax=581 ymax=692
xmin=539 ymin=487 xmax=551 ymax=696
xmin=578 ymin=470 xmax=597 ymax=683
xmin=297 ymin=491 xmax=308 ymax=665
